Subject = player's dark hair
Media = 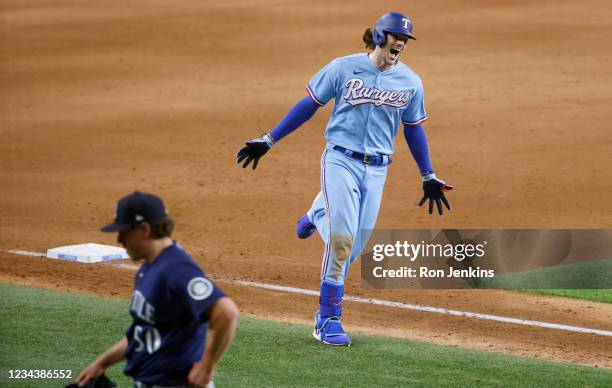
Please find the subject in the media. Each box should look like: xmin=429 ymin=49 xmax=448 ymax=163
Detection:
xmin=363 ymin=28 xmax=376 ymax=50
xmin=363 ymin=29 xmax=408 ymax=51
xmin=149 ymin=218 xmax=175 ymax=239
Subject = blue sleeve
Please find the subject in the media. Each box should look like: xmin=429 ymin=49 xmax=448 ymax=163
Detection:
xmin=401 ymin=80 xmax=427 ymax=126
xmin=169 ymin=262 xmax=226 ymax=323
xmin=403 ymin=123 xmax=433 ymax=175
xmin=269 ymin=96 xmax=320 ymax=142
xmin=306 ymin=60 xmax=338 ymax=106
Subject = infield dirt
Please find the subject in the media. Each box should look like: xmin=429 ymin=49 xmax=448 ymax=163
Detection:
xmin=2 ymin=0 xmax=612 ymax=369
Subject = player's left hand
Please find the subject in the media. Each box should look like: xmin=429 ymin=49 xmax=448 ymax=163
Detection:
xmin=419 ymin=174 xmax=454 ymax=215
xmin=236 ymin=133 xmax=275 ymax=170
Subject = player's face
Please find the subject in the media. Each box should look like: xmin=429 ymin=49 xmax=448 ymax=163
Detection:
xmin=117 ymin=225 xmax=149 ymax=261
xmin=383 ymin=33 xmax=408 ymax=65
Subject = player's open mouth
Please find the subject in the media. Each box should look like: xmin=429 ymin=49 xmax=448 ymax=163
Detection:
xmin=390 ymin=48 xmax=400 ymax=56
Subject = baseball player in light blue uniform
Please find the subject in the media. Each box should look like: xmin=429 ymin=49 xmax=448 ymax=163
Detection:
xmin=237 ymin=12 xmax=453 ymax=346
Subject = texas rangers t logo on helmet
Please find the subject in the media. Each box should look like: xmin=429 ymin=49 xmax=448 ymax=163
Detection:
xmin=402 ymin=18 xmax=411 ymax=30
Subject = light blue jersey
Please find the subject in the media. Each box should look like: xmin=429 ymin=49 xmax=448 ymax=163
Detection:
xmin=304 ymin=52 xmax=429 ymax=286
xmin=306 ymin=53 xmax=427 ymax=156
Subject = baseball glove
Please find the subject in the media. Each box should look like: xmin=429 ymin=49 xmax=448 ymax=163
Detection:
xmin=65 ymin=374 xmax=116 ymax=388
xmin=236 ymin=133 xmax=275 ymax=170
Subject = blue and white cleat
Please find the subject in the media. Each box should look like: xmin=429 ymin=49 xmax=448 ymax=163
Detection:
xmin=296 ymin=214 xmax=317 ymax=239
xmin=312 ymin=311 xmax=352 ymax=346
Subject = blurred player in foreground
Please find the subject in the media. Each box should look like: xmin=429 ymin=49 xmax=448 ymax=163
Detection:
xmin=75 ymin=191 xmax=238 ymax=387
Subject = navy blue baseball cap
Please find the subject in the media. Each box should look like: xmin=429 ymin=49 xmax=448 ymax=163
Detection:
xmin=101 ymin=191 xmax=169 ymax=232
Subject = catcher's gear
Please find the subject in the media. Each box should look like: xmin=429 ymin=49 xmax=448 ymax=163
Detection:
xmin=419 ymin=173 xmax=453 ymax=215
xmin=236 ymin=133 xmax=275 ymax=170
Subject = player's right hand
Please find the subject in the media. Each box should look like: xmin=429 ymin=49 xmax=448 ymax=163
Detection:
xmin=236 ymin=133 xmax=275 ymax=170
xmin=419 ymin=174 xmax=454 ymax=215
xmin=75 ymin=361 xmax=105 ymax=387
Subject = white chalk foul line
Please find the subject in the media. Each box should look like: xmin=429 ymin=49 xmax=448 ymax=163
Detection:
xmin=231 ymin=279 xmax=612 ymax=337
xmin=112 ymin=263 xmax=140 ymax=270
xmin=4 ymin=248 xmax=612 ymax=337
xmin=7 ymin=249 xmax=46 ymax=257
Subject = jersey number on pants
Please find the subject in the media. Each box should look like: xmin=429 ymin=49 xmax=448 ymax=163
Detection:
xmin=134 ymin=325 xmax=161 ymax=354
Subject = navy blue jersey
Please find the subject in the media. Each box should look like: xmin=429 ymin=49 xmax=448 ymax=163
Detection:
xmin=123 ymin=243 xmax=225 ymax=385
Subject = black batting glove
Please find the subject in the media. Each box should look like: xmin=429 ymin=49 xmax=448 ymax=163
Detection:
xmin=418 ymin=173 xmax=454 ymax=215
xmin=236 ymin=133 xmax=275 ymax=170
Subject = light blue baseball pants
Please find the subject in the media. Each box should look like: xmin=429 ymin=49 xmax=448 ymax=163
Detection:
xmin=307 ymin=144 xmax=388 ymax=285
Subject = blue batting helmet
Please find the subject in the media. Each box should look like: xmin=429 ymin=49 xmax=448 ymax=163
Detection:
xmin=372 ymin=12 xmax=416 ymax=46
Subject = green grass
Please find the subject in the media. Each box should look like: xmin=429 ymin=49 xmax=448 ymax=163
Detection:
xmin=0 ymin=284 xmax=132 ymax=387
xmin=479 ymin=257 xmax=612 ymax=289
xmin=521 ymin=288 xmax=612 ymax=304
xmin=474 ymin=257 xmax=612 ymax=304
xmin=1 ymin=284 xmax=612 ymax=387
